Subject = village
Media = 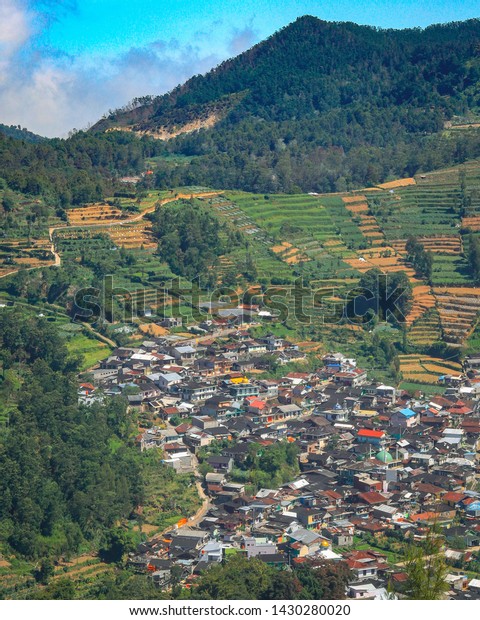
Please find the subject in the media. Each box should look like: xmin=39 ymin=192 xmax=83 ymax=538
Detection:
xmin=78 ymin=307 xmax=480 ymax=601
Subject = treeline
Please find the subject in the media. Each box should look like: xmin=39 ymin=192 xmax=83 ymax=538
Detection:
xmin=468 ymin=234 xmax=480 ymax=283
xmin=0 ymin=130 xmax=164 ymax=207
xmin=31 ymin=555 xmax=351 ymax=600
xmin=0 ymin=124 xmax=45 ymax=143
xmin=0 ymin=310 xmax=142 ymax=560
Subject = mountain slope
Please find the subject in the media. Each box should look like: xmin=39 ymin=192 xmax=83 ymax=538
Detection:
xmin=92 ymin=16 xmax=480 ymax=192
xmin=0 ymin=123 xmax=46 ymax=143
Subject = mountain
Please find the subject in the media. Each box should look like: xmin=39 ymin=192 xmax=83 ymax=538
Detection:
xmin=92 ymin=16 xmax=480 ymax=193
xmin=0 ymin=123 xmax=46 ymax=143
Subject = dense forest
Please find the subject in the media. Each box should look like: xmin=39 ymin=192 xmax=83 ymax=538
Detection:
xmin=94 ymin=16 xmax=480 ymax=193
xmin=0 ymin=311 xmax=142 ymax=560
xmin=0 ymin=125 xmax=45 ymax=144
xmin=0 ymin=130 xmax=164 ymax=208
xmin=150 ymin=201 xmax=242 ymax=282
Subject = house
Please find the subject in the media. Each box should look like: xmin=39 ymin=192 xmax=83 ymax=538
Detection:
xmin=261 ymin=335 xmax=284 ymax=351
xmin=231 ymin=360 xmax=256 ymax=373
xmin=464 ymin=354 xmax=480 ymax=369
xmin=390 ymin=407 xmax=419 ymax=428
xmin=241 ymin=536 xmax=277 ymax=558
xmin=159 ymin=317 xmax=182 ymax=328
xmin=198 ymin=541 xmax=223 ymax=563
xmin=373 ymin=504 xmax=401 ymax=521
xmin=323 ymin=523 xmax=354 ymax=547
xmin=287 ymin=528 xmax=331 ymax=557
xmin=171 ymin=345 xmax=197 ymax=364
xmin=357 ymin=429 xmax=386 ymax=446
xmin=205 ymin=472 xmax=227 ymax=486
xmin=201 ymin=396 xmax=235 ymax=420
xmin=149 ymin=559 xmax=174 ymax=587
xmin=334 ymin=368 xmax=368 ymax=387
xmin=228 ymin=378 xmax=260 ymax=399
xmin=293 ymin=506 xmax=325 ymax=530
xmin=152 ymin=372 xmax=183 ymax=392
xmin=207 ymin=455 xmax=233 ymax=473
xmin=273 ymin=404 xmax=303 ymax=421
xmin=348 ymin=582 xmax=390 ymax=600
xmin=181 ymin=382 xmax=216 ymax=402
xmin=345 ymin=550 xmax=388 ymax=580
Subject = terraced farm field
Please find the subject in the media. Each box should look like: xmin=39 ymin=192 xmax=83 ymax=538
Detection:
xmin=406 ymin=285 xmax=436 ymax=327
xmin=398 ymin=354 xmax=463 ymax=384
xmin=376 ymin=177 xmax=416 ymax=190
xmin=53 ymin=229 xmax=116 ymax=258
xmin=107 ymin=221 xmax=156 ymax=249
xmin=67 ymin=204 xmax=130 ymax=225
xmin=391 ymin=236 xmax=463 ymax=255
xmin=65 ymin=333 xmax=112 ymax=370
xmin=434 ymin=287 xmax=480 ymax=345
xmin=368 ymin=184 xmax=461 ymax=239
xmin=0 ymin=238 xmax=55 ymax=277
xmin=408 ymin=308 xmax=442 ymax=346
xmin=228 ymin=192 xmax=354 ymax=260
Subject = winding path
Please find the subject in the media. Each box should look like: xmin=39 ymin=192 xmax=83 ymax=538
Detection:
xmin=2 ymin=191 xmax=221 ymax=282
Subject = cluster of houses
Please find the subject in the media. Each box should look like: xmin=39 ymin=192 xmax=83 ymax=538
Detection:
xmin=79 ymin=330 xmax=480 ymax=599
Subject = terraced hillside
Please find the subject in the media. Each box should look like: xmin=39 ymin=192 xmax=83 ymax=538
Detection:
xmin=4 ymin=160 xmax=480 ymax=354
xmin=398 ymin=354 xmax=463 ymax=385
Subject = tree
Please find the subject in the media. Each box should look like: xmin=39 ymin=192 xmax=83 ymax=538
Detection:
xmin=99 ymin=527 xmax=135 ymax=563
xmin=2 ymin=191 xmax=14 ymax=213
xmin=403 ymin=527 xmax=449 ymax=600
xmin=195 ymin=555 xmax=275 ymax=599
xmin=349 ymin=268 xmax=413 ymax=325
xmin=296 ymin=561 xmax=351 ymax=600
xmin=405 ymin=237 xmax=433 ymax=281
xmin=468 ymin=234 xmax=480 ymax=283
xmin=29 ymin=578 xmax=77 ymax=600
xmin=34 ymin=558 xmax=55 ymax=584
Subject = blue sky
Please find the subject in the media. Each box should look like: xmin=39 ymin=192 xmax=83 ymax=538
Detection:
xmin=1 ymin=0 xmax=479 ymax=136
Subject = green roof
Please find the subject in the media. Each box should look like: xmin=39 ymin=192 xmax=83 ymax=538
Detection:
xmin=376 ymin=449 xmax=393 ymax=463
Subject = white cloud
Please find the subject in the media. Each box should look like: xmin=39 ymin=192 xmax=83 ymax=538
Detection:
xmin=0 ymin=0 xmax=31 ymax=51
xmin=0 ymin=2 xmax=259 ymax=137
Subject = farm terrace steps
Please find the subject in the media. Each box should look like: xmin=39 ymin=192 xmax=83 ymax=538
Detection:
xmin=66 ymin=204 xmax=130 ymax=225
xmin=107 ymin=222 xmax=156 ymax=249
xmin=433 ymin=287 xmax=480 ymax=343
xmin=398 ymin=354 xmax=463 ymax=385
xmin=391 ymin=236 xmax=463 ymax=255
xmin=462 ymin=215 xmax=480 ymax=230
xmin=408 ymin=311 xmax=442 ymax=346
xmin=376 ymin=178 xmax=416 ymax=190
xmin=405 ymin=285 xmax=436 ymax=327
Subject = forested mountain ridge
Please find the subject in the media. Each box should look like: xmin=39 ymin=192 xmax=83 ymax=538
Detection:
xmin=0 ymin=124 xmax=45 ymax=143
xmin=92 ymin=16 xmax=480 ymax=192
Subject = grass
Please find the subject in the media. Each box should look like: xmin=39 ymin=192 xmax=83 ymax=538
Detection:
xmin=140 ymin=452 xmax=201 ymax=529
xmin=399 ymin=381 xmax=446 ymax=395
xmin=352 ymin=540 xmax=404 ymax=565
xmin=65 ymin=333 xmax=112 ymax=370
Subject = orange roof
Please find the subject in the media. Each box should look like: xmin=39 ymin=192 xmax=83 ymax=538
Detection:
xmin=410 ymin=512 xmax=440 ymax=522
xmin=248 ymin=399 xmax=267 ymax=410
xmin=358 ymin=429 xmax=385 ymax=438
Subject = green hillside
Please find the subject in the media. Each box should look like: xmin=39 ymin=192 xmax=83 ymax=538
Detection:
xmin=94 ymin=16 xmax=480 ymax=192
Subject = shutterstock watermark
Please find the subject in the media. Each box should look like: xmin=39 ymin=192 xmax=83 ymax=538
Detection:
xmin=71 ymin=273 xmax=411 ymax=326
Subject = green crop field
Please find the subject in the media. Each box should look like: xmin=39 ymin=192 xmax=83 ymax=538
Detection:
xmin=65 ymin=333 xmax=112 ymax=370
